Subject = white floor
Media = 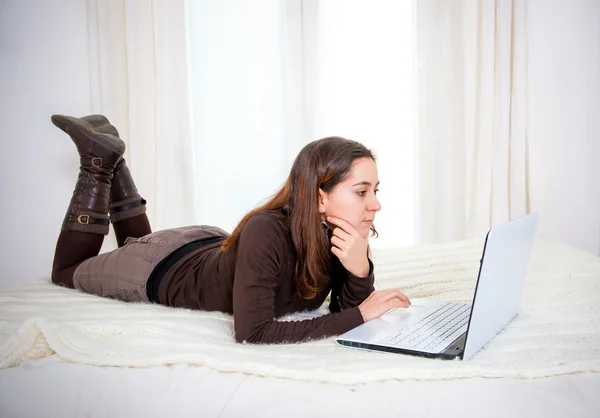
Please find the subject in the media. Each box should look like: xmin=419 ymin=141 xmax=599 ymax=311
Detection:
xmin=1 ymin=356 xmax=599 ymax=418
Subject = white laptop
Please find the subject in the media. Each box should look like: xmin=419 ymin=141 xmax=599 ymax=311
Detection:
xmin=336 ymin=213 xmax=538 ymax=360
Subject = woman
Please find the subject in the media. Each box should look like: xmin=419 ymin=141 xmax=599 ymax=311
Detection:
xmin=50 ymin=114 xmax=410 ymax=344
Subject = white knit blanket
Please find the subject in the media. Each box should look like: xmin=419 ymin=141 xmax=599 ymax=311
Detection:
xmin=1 ymin=238 xmax=599 ymax=384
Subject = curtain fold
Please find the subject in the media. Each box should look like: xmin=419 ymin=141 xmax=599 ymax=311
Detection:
xmin=87 ymin=0 xmax=197 ymax=234
xmin=416 ymin=0 xmax=530 ymax=244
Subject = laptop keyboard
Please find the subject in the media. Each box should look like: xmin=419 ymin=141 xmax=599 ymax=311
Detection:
xmin=375 ymin=302 xmax=471 ymax=352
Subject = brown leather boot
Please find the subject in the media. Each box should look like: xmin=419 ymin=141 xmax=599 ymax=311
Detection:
xmin=108 ymin=158 xmax=147 ymax=223
xmin=77 ymin=115 xmax=147 ymax=223
xmin=52 ymin=114 xmax=125 ymax=235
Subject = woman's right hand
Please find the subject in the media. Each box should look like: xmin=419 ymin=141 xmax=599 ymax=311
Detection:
xmin=358 ymin=289 xmax=411 ymax=322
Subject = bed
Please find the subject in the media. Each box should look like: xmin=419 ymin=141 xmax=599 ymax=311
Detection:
xmin=1 ymin=237 xmax=599 ymax=417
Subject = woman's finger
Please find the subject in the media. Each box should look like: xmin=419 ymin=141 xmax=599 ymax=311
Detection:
xmin=330 ymin=236 xmax=346 ymax=250
xmin=327 ymin=216 xmax=359 ymax=236
xmin=385 ymin=289 xmax=410 ymax=305
xmin=331 ymin=227 xmax=352 ymax=241
xmin=330 ymin=246 xmax=343 ymax=259
xmin=379 ymin=288 xmax=410 ymax=304
xmin=386 ymin=297 xmax=410 ymax=311
xmin=396 ymin=291 xmax=411 ymax=305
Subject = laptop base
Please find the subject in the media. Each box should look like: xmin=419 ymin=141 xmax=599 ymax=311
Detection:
xmin=336 ymin=333 xmax=467 ymax=360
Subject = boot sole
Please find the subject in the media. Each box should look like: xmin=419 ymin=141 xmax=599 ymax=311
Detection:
xmin=51 ymin=114 xmax=126 ymax=155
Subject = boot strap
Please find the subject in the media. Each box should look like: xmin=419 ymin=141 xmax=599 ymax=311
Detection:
xmin=110 ymin=199 xmax=147 ymax=214
xmin=81 ymin=156 xmax=105 ymax=168
xmin=69 ymin=214 xmax=110 ymax=226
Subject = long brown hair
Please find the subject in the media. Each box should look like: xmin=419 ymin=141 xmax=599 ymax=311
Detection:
xmin=221 ymin=136 xmax=376 ymax=299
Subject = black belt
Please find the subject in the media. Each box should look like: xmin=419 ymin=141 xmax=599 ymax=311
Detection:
xmin=146 ymin=236 xmax=226 ymax=303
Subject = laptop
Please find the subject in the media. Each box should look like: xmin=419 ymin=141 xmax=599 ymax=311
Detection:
xmin=336 ymin=213 xmax=538 ymax=360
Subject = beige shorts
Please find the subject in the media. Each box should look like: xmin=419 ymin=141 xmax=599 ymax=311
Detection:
xmin=73 ymin=225 xmax=228 ymax=302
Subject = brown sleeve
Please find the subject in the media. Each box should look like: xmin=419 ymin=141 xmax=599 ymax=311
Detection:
xmin=329 ymin=257 xmax=375 ymax=313
xmin=232 ymin=213 xmax=364 ymax=344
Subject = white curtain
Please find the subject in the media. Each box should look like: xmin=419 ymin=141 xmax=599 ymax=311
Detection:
xmin=87 ymin=0 xmax=599 ymax=256
xmin=87 ymin=0 xmax=197 ymax=242
xmin=312 ymin=0 xmax=416 ymax=249
xmin=186 ymin=0 xmax=307 ymax=232
xmin=416 ymin=0 xmax=530 ymax=244
xmin=187 ymin=0 xmax=416 ymax=248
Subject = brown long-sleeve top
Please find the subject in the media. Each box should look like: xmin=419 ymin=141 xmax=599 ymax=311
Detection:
xmin=156 ymin=210 xmax=375 ymax=343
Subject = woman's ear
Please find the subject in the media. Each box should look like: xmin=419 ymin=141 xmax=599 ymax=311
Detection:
xmin=318 ymin=188 xmax=328 ymax=214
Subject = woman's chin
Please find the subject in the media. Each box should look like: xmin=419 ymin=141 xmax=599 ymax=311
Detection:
xmin=358 ymin=225 xmax=372 ymax=239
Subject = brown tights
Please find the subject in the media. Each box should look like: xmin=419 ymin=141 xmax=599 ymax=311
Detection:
xmin=51 ymin=214 xmax=152 ymax=288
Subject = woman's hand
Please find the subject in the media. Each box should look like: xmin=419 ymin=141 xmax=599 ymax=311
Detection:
xmin=358 ymin=289 xmax=411 ymax=322
xmin=327 ymin=216 xmax=370 ymax=277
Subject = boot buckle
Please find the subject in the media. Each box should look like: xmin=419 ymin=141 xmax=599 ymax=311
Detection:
xmin=91 ymin=157 xmax=103 ymax=168
xmin=77 ymin=215 xmax=90 ymax=224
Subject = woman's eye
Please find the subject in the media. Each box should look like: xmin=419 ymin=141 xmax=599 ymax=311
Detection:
xmin=374 ymin=189 xmax=379 ymax=195
xmin=357 ymin=190 xmax=366 ymax=197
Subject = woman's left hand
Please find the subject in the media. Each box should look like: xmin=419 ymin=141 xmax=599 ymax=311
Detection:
xmin=327 ymin=216 xmax=370 ymax=277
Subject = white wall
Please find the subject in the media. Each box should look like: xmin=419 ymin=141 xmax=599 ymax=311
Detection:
xmin=0 ymin=0 xmax=93 ymax=291
xmin=528 ymin=0 xmax=600 ymax=255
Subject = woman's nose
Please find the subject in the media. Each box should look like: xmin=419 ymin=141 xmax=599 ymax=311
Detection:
xmin=368 ymin=195 xmax=382 ymax=212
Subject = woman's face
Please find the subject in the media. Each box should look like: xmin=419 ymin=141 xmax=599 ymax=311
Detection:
xmin=318 ymin=157 xmax=382 ymax=239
